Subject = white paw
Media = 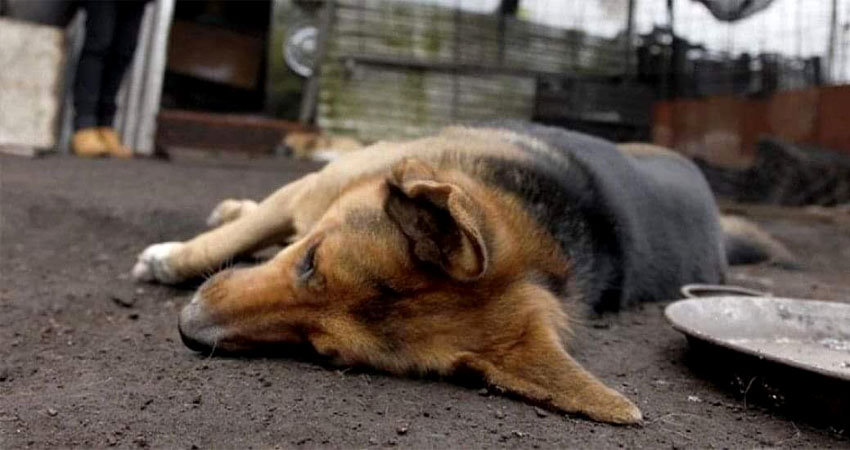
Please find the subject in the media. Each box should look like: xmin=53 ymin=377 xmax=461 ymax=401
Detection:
xmin=132 ymin=242 xmax=183 ymax=284
xmin=206 ymin=199 xmax=257 ymax=228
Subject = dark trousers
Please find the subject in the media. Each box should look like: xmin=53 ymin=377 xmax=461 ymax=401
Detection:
xmin=73 ymin=0 xmax=149 ymax=130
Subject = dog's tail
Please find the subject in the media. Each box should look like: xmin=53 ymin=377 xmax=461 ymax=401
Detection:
xmin=720 ymin=215 xmax=799 ymax=269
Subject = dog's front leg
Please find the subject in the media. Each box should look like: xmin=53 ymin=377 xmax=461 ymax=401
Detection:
xmin=464 ymin=347 xmax=642 ymax=425
xmin=134 ymin=141 xmax=414 ymax=284
xmin=133 ymin=173 xmax=320 ymax=284
xmin=206 ymin=199 xmax=259 ymax=228
xmin=458 ymin=305 xmax=642 ymax=425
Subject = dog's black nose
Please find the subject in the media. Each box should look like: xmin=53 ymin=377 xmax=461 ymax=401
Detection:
xmin=178 ymin=316 xmax=214 ymax=353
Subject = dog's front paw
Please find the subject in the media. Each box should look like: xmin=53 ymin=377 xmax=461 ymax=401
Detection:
xmin=583 ymin=389 xmax=643 ymax=425
xmin=206 ymin=199 xmax=258 ymax=228
xmin=132 ymin=242 xmax=183 ymax=284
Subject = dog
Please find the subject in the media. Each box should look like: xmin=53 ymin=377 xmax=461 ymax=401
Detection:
xmin=281 ymin=130 xmax=364 ymax=161
xmin=133 ymin=122 xmax=793 ymax=425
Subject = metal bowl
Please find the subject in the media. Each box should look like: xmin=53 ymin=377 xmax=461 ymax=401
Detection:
xmin=665 ymin=296 xmax=850 ymax=382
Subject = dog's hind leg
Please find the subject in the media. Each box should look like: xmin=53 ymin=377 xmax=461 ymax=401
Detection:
xmin=721 ymin=215 xmax=799 ymax=269
xmin=133 ymin=173 xmax=322 ymax=284
xmin=206 ymin=199 xmax=259 ymax=228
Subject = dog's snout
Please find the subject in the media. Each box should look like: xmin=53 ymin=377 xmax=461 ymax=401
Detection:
xmin=176 ymin=265 xmax=295 ymax=354
xmin=178 ymin=295 xmax=218 ymax=353
xmin=178 ymin=316 xmax=212 ymax=353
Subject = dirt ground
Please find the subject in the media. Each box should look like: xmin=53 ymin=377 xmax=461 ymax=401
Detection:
xmin=2 ymin=153 xmax=849 ymax=449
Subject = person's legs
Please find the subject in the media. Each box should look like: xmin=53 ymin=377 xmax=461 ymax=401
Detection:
xmin=72 ymin=1 xmax=117 ymax=156
xmin=95 ymin=0 xmax=149 ymax=158
xmin=74 ymin=1 xmax=116 ymax=131
xmin=97 ymin=0 xmax=148 ymax=129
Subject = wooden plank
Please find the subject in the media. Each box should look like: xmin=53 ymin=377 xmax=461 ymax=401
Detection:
xmin=159 ymin=109 xmax=315 ymax=132
xmin=156 ymin=109 xmax=312 ymax=154
xmin=340 ymin=54 xmax=620 ymax=80
xmin=316 ymin=1 xmax=622 ymax=141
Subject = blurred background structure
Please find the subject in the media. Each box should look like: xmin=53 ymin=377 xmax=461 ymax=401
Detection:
xmin=1 ymin=0 xmax=849 ymax=204
xmin=290 ymin=0 xmax=849 ymax=168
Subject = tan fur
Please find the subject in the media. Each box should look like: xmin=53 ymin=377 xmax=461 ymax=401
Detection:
xmin=617 ymin=142 xmax=688 ymax=160
xmin=720 ymin=215 xmax=797 ymax=267
xmin=284 ymin=131 xmax=364 ymax=160
xmin=147 ymin=132 xmax=642 ymax=424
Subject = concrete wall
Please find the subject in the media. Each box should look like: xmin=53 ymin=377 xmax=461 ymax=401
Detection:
xmin=0 ymin=17 xmax=66 ymax=153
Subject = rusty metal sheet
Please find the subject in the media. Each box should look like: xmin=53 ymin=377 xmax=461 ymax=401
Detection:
xmin=653 ymin=85 xmax=850 ymax=168
xmin=817 ymin=85 xmax=850 ymax=152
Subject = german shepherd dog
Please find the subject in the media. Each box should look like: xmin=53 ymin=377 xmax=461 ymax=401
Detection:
xmin=133 ymin=122 xmax=792 ymax=424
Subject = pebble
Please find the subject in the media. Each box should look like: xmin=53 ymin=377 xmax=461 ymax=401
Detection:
xmin=47 ymin=408 xmax=58 ymax=417
xmin=111 ymin=295 xmax=136 ymax=308
xmin=534 ymin=407 xmax=548 ymax=418
xmin=396 ymin=425 xmax=408 ymax=435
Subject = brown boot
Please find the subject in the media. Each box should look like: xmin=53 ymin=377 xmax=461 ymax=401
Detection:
xmin=72 ymin=128 xmax=110 ymax=158
xmin=98 ymin=127 xmax=133 ymax=158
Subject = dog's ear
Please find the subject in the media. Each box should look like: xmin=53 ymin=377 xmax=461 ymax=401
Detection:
xmin=384 ymin=158 xmax=488 ymax=281
xmin=457 ymin=287 xmax=642 ymax=424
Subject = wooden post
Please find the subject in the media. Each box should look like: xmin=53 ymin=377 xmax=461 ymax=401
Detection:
xmin=660 ymin=0 xmax=674 ymax=99
xmin=827 ymin=0 xmax=838 ymax=82
xmin=496 ymin=0 xmax=520 ymax=65
xmin=498 ymin=0 xmax=519 ymax=16
xmin=451 ymin=0 xmax=461 ymax=121
xmin=623 ymin=0 xmax=636 ymax=78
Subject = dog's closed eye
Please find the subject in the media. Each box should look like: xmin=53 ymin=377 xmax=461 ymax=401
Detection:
xmin=297 ymin=242 xmax=319 ymax=282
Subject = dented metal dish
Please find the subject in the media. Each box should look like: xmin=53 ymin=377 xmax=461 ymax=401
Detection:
xmin=665 ymin=296 xmax=850 ymax=382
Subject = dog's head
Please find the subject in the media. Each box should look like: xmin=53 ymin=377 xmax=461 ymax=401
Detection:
xmin=178 ymin=157 xmax=641 ymax=424
xmin=283 ymin=131 xmax=320 ymax=158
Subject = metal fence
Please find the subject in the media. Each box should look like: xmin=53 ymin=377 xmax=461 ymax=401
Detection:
xmin=309 ymin=0 xmax=848 ymax=144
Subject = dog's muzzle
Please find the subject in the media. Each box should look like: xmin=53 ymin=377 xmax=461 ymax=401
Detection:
xmin=178 ymin=295 xmax=219 ymax=353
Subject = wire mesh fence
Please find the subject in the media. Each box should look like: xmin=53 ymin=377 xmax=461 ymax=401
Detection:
xmin=311 ymin=0 xmax=849 ymax=161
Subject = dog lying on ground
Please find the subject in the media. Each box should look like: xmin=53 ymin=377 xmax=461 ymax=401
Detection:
xmin=281 ymin=130 xmax=364 ymax=161
xmin=133 ymin=122 xmax=793 ymax=424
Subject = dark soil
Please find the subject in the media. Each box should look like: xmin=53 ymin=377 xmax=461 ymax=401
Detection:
xmin=2 ymin=154 xmax=849 ymax=449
